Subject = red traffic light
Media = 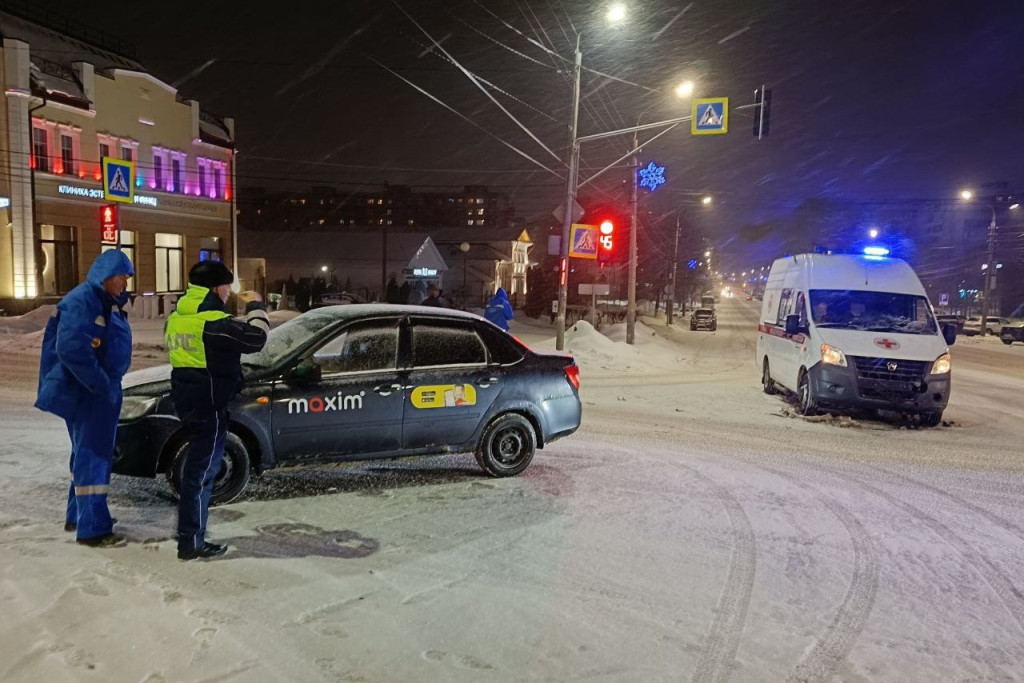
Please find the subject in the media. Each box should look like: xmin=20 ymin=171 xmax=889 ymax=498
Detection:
xmin=100 ymin=204 xmax=118 ymax=243
xmin=597 ymin=220 xmax=614 ymax=262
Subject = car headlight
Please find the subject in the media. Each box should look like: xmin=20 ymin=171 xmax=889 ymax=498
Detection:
xmin=930 ymin=353 xmax=951 ymax=375
xmin=120 ymin=396 xmax=160 ymax=421
xmin=820 ymin=343 xmax=847 ymax=366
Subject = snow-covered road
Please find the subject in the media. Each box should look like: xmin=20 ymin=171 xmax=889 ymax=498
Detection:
xmin=1 ymin=300 xmax=1022 ymax=682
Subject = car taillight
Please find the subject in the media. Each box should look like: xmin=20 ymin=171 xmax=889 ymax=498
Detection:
xmin=564 ymin=363 xmax=580 ymax=391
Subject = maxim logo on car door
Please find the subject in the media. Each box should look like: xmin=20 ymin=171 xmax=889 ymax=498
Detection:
xmin=287 ymin=391 xmax=365 ymax=414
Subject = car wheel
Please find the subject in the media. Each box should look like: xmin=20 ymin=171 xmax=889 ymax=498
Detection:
xmin=166 ymin=432 xmax=252 ymax=506
xmin=1003 ymin=339 xmax=1013 ymax=345
xmin=798 ymin=371 xmax=819 ymax=416
xmin=919 ymin=411 xmax=943 ymax=427
xmin=711 ymin=323 xmax=717 ymax=331
xmin=984 ymin=328 xmax=993 ymax=336
xmin=475 ymin=413 xmax=536 ymax=477
xmin=690 ymin=324 xmax=696 ymax=331
xmin=761 ymin=359 xmax=778 ymax=395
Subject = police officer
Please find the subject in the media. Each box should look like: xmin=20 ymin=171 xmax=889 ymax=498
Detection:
xmin=36 ymin=249 xmax=134 ymax=547
xmin=166 ymin=261 xmax=268 ymax=561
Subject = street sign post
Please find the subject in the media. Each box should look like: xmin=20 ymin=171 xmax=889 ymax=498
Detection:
xmin=692 ymin=98 xmax=729 ymax=135
xmin=102 ymin=157 xmax=135 ymax=203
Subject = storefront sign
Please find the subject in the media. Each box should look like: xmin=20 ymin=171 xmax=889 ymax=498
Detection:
xmin=47 ymin=178 xmax=229 ymax=220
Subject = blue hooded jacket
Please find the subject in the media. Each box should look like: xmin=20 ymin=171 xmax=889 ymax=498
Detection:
xmin=484 ymin=287 xmax=514 ymax=331
xmin=35 ymin=250 xmax=134 ymax=420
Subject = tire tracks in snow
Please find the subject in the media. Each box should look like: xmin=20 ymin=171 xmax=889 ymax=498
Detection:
xmin=748 ymin=461 xmax=880 ymax=683
xmin=660 ymin=461 xmax=756 ymax=683
xmin=804 ymin=460 xmax=1024 ymax=636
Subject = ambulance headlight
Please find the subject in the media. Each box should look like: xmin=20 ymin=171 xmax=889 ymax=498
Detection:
xmin=821 ymin=343 xmax=847 ymax=367
xmin=120 ymin=396 xmax=160 ymax=421
xmin=930 ymin=353 xmax=951 ymax=375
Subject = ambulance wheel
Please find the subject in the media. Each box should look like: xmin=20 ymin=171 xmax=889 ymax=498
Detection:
xmin=919 ymin=411 xmax=943 ymax=427
xmin=798 ymin=371 xmax=819 ymax=416
xmin=761 ymin=359 xmax=779 ymax=395
xmin=166 ymin=432 xmax=252 ymax=506
xmin=475 ymin=413 xmax=536 ymax=477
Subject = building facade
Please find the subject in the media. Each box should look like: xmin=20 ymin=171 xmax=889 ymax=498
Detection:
xmin=0 ymin=8 xmax=235 ymax=314
xmin=239 ymin=184 xmax=512 ymax=233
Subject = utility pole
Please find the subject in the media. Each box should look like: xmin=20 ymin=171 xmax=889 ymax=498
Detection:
xmin=626 ymin=132 xmax=639 ymax=344
xmin=979 ymin=207 xmax=997 ymax=336
xmin=555 ymin=38 xmax=582 ymax=351
xmin=666 ymin=211 xmax=681 ymax=325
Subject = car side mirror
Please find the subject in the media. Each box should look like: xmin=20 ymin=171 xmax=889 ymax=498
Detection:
xmin=286 ymin=359 xmax=322 ymax=385
xmin=785 ymin=314 xmax=804 ymax=336
xmin=942 ymin=323 xmax=957 ymax=346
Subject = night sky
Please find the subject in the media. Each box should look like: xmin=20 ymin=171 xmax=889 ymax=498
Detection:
xmin=44 ymin=0 xmax=1024 ymax=271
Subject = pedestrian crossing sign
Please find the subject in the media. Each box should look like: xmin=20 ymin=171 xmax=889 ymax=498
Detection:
xmin=569 ymin=223 xmax=598 ymax=260
xmin=692 ymin=98 xmax=729 ymax=135
xmin=102 ymin=157 xmax=135 ymax=203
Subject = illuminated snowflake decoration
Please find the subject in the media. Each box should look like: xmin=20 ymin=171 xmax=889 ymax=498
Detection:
xmin=637 ymin=161 xmax=666 ymax=192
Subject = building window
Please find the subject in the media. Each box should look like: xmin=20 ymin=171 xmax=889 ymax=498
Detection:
xmin=155 ymin=233 xmax=183 ymax=292
xmin=121 ymin=144 xmax=134 ymax=162
xmin=101 ymin=230 xmax=135 ymax=292
xmin=198 ymin=164 xmax=206 ymax=196
xmin=172 ymin=157 xmax=182 ymax=193
xmin=153 ymin=154 xmax=163 ymax=188
xmin=32 ymin=126 xmax=49 ymax=172
xmin=212 ymin=165 xmax=221 ymax=198
xmin=99 ymin=142 xmax=110 ymax=160
xmin=38 ymin=224 xmax=77 ymax=295
xmin=60 ymin=134 xmax=75 ymax=175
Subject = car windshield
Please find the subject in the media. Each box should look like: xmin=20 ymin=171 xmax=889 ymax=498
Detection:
xmin=808 ymin=290 xmax=937 ymax=335
xmin=241 ymin=310 xmax=341 ymax=369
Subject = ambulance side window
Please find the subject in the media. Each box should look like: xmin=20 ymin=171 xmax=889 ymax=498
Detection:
xmin=795 ymin=291 xmax=808 ymax=327
xmin=776 ymin=288 xmax=794 ymax=325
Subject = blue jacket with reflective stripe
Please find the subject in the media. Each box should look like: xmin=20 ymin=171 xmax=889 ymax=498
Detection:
xmin=35 ymin=250 xmax=134 ymax=420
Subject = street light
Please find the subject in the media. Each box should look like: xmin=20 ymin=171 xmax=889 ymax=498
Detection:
xmin=666 ymin=195 xmax=712 ymax=326
xmin=555 ymin=8 xmax=627 ymax=351
xmin=959 ymin=190 xmax=1019 ymax=335
xmin=627 ymin=81 xmax=696 ymax=344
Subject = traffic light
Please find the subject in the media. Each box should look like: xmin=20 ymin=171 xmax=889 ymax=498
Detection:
xmin=597 ymin=219 xmax=615 ymax=264
xmin=100 ymin=204 xmax=118 ymax=243
xmin=753 ymin=87 xmax=772 ymax=139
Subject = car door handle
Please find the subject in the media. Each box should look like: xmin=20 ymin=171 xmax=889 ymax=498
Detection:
xmin=373 ymin=383 xmax=403 ymax=396
xmin=475 ymin=377 xmax=499 ymax=387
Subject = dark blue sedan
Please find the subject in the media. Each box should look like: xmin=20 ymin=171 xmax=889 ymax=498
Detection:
xmin=113 ymin=305 xmax=582 ymax=504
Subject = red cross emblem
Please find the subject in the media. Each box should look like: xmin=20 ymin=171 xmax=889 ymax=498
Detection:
xmin=874 ymin=337 xmax=900 ymax=350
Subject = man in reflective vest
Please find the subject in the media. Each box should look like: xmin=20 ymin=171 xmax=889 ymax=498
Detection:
xmin=36 ymin=249 xmax=135 ymax=547
xmin=166 ymin=260 xmax=269 ymax=561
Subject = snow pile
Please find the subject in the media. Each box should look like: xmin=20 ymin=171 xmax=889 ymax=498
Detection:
xmin=0 ymin=304 xmax=56 ymax=335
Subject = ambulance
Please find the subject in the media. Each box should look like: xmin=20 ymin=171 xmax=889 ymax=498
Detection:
xmin=756 ymin=250 xmax=957 ymax=426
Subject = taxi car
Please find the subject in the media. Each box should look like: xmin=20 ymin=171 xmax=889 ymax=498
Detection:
xmin=113 ymin=305 xmax=582 ymax=504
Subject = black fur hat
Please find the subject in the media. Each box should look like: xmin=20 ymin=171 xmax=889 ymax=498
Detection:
xmin=188 ymin=260 xmax=234 ymax=288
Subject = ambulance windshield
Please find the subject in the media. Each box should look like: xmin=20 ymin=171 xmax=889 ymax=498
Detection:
xmin=808 ymin=290 xmax=938 ymax=334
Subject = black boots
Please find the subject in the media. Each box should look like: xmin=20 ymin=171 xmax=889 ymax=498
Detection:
xmin=178 ymin=542 xmax=228 ymax=561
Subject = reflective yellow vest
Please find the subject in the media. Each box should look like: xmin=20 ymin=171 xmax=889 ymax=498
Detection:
xmin=165 ymin=285 xmax=232 ymax=369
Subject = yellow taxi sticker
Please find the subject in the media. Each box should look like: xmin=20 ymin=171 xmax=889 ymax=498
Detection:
xmin=410 ymin=383 xmax=477 ymax=409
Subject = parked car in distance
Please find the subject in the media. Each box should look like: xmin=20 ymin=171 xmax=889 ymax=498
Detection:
xmin=1000 ymin=321 xmax=1024 ymax=345
xmin=113 ymin=305 xmax=582 ymax=504
xmin=935 ymin=314 xmax=965 ymax=335
xmin=690 ymin=307 xmax=717 ymax=331
xmin=961 ymin=315 xmax=1011 ymax=336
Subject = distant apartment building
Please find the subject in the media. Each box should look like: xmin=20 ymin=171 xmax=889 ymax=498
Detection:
xmin=238 ymin=184 xmax=512 ymax=233
xmin=0 ymin=7 xmax=235 ymax=313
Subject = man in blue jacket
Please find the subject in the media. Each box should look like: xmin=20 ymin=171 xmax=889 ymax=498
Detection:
xmin=36 ymin=249 xmax=135 ymax=548
xmin=166 ymin=260 xmax=268 ymax=561
xmin=484 ymin=287 xmax=514 ymax=331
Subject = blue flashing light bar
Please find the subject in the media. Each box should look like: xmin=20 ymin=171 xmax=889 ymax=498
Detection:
xmin=863 ymin=246 xmax=890 ymax=257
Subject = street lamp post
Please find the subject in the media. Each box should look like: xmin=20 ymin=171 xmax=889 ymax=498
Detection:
xmin=627 ymin=131 xmax=639 ymax=344
xmin=666 ymin=211 xmax=681 ymax=325
xmin=555 ymin=39 xmax=582 ymax=352
xmin=981 ymin=205 xmax=997 ymax=336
